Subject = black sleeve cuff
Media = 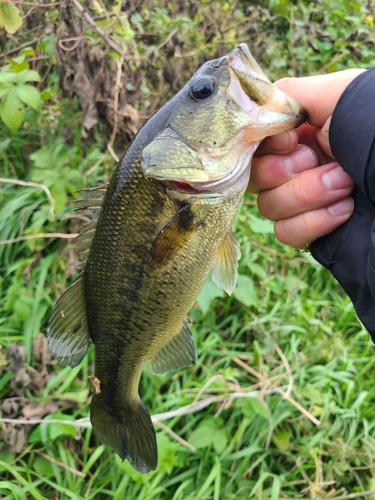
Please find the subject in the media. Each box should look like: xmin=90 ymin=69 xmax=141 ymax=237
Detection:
xmin=330 ymin=68 xmax=375 ymax=205
xmin=311 ymin=188 xmax=375 ymax=338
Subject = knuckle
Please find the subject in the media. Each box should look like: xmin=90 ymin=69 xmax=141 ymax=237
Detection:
xmin=290 ymin=176 xmax=312 ymax=206
xmin=257 ymin=192 xmax=277 ymax=221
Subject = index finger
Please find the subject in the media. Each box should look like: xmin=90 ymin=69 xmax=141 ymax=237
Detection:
xmin=275 ymin=69 xmax=366 ymax=127
xmin=255 ymin=128 xmax=299 ymax=156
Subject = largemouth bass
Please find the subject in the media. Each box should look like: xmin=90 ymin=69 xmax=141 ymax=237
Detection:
xmin=47 ymin=44 xmax=305 ymax=473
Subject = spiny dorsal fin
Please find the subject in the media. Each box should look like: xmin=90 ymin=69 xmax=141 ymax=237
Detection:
xmin=47 ymin=273 xmax=91 ymax=367
xmin=76 ymin=221 xmax=97 ymax=268
xmin=74 ymin=184 xmax=107 ymax=266
xmin=76 ymin=220 xmax=97 ymax=242
xmin=74 ymin=183 xmax=108 ymax=221
xmin=211 ymin=231 xmax=241 ymax=295
xmin=149 ymin=319 xmax=197 ymax=375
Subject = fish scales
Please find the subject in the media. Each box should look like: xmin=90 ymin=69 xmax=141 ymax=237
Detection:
xmin=47 ymin=44 xmax=306 ymax=473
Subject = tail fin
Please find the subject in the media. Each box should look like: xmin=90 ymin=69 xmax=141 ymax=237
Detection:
xmin=90 ymin=396 xmax=157 ymax=473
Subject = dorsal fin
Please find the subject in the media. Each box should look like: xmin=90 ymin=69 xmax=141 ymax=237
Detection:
xmin=74 ymin=183 xmax=108 ymax=220
xmin=48 ymin=184 xmax=109 ymax=366
xmin=211 ymin=231 xmax=241 ymax=295
xmin=47 ymin=274 xmax=91 ymax=367
xmin=76 ymin=220 xmax=97 ymax=242
xmin=74 ymin=184 xmax=108 ymax=267
xmin=149 ymin=319 xmax=197 ymax=375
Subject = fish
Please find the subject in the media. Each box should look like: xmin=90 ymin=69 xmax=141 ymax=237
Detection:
xmin=47 ymin=44 xmax=306 ymax=473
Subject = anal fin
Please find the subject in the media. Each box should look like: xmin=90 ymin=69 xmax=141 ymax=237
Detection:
xmin=211 ymin=231 xmax=241 ymax=295
xmin=149 ymin=319 xmax=197 ymax=375
xmin=47 ymin=273 xmax=91 ymax=367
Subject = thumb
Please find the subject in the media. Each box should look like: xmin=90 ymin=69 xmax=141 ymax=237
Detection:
xmin=275 ymin=69 xmax=366 ymax=127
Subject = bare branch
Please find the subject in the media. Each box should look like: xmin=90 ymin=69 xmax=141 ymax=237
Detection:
xmin=38 ymin=452 xmax=86 ymax=477
xmin=0 ymin=177 xmax=55 ymax=220
xmin=71 ymin=0 xmax=125 ymax=56
xmin=1 ymin=0 xmax=60 ymax=6
xmin=0 ymin=233 xmax=78 ymax=245
xmin=155 ymin=421 xmax=196 ymax=452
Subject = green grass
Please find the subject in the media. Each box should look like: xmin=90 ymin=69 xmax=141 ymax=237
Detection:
xmin=2 ymin=192 xmax=375 ymax=499
xmin=2 ymin=0 xmax=375 ymax=498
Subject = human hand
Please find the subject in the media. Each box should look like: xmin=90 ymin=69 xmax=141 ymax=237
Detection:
xmin=249 ymin=69 xmax=365 ymax=249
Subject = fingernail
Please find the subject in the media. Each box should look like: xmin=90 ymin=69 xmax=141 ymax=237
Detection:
xmin=322 ymin=166 xmax=353 ymax=190
xmin=283 ymin=146 xmax=316 ymax=174
xmin=327 ymin=197 xmax=354 ymax=216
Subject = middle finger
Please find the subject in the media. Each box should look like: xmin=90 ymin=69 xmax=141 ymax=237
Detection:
xmin=257 ymin=162 xmax=354 ymax=221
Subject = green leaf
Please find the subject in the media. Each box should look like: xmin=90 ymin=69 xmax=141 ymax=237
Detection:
xmin=16 ymin=84 xmax=41 ymax=110
xmin=233 ymin=274 xmax=257 ymax=307
xmin=214 ymin=429 xmax=228 ymax=453
xmin=20 ymin=47 xmax=36 ymax=57
xmin=37 ymin=35 xmax=55 ymax=57
xmin=13 ymin=298 xmax=31 ymax=322
xmin=0 ymin=2 xmax=23 ymax=34
xmin=9 ymin=55 xmax=25 ymax=65
xmin=272 ymin=428 xmax=290 ymax=451
xmin=40 ymin=89 xmax=53 ymax=100
xmin=157 ymin=434 xmax=181 ymax=474
xmin=299 ymin=386 xmax=324 ymax=405
xmin=28 ymin=413 xmax=76 ymax=445
xmin=0 ymin=82 xmax=13 ymax=99
xmin=189 ymin=421 xmax=228 ymax=452
xmin=50 ymin=182 xmax=67 ymax=214
xmin=120 ymin=16 xmax=135 ymax=41
xmin=0 ymin=138 xmax=11 ymax=152
xmin=9 ymin=59 xmax=29 ymax=73
xmin=0 ymin=70 xmax=19 ymax=84
xmin=248 ymin=214 xmax=274 ymax=234
xmin=197 ymin=274 xmax=224 ymax=314
xmin=0 ymin=453 xmax=15 ymax=465
xmin=246 ymin=261 xmax=266 ymax=279
xmin=49 ymin=420 xmax=76 ymax=440
xmin=8 ymin=55 xmax=29 ymax=72
xmin=16 ymin=70 xmax=41 ymax=84
xmin=0 ymin=90 xmax=25 ymax=133
xmin=0 ymin=69 xmax=42 ymax=86
xmin=30 ymin=148 xmax=54 ymax=169
xmin=33 ymin=457 xmax=54 ymax=476
xmin=238 ymin=397 xmax=269 ymax=420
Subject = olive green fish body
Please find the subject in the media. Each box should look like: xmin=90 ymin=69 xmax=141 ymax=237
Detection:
xmin=87 ymin=142 xmax=246 ymax=470
xmin=47 ymin=44 xmax=306 ymax=473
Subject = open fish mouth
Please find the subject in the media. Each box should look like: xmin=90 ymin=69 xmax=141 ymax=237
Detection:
xmin=169 ymin=181 xmax=208 ymax=194
xmin=227 ymin=43 xmax=306 ymax=138
xmin=141 ymin=44 xmax=306 ymax=195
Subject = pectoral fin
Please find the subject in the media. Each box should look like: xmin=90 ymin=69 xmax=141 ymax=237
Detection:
xmin=149 ymin=204 xmax=200 ymax=268
xmin=212 ymin=232 xmax=241 ymax=295
xmin=47 ymin=273 xmax=91 ymax=367
xmin=149 ymin=319 xmax=197 ymax=375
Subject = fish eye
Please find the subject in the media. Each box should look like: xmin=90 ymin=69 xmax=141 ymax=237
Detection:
xmin=190 ymin=77 xmax=216 ymax=100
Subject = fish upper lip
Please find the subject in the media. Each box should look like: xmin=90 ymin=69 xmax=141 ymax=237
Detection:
xmin=227 ymin=45 xmax=306 ymax=129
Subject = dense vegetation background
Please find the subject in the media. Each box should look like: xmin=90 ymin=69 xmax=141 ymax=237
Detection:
xmin=1 ymin=0 xmax=375 ymax=498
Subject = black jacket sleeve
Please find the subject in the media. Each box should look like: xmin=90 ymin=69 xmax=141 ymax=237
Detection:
xmin=311 ymin=68 xmax=375 ymax=338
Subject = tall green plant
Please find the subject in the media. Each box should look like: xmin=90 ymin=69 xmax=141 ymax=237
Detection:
xmin=0 ymin=54 xmax=42 ymax=134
